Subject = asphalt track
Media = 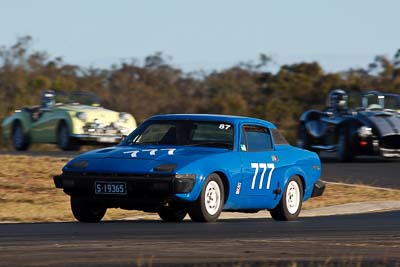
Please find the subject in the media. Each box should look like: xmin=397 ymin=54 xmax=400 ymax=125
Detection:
xmin=320 ymin=154 xmax=400 ymax=189
xmin=1 ymin=150 xmax=399 ymax=266
xmin=1 ymin=211 xmax=399 ymax=266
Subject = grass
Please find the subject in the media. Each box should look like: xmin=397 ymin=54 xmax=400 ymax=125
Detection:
xmin=1 ymin=155 xmax=400 ymax=223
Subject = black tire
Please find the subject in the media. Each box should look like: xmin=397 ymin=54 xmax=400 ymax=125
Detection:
xmin=270 ymin=176 xmax=303 ymax=221
xmin=337 ymin=129 xmax=353 ymax=162
xmin=298 ymin=123 xmax=311 ymax=150
xmin=12 ymin=122 xmax=30 ymax=151
xmin=70 ymin=196 xmax=106 ymax=223
xmin=188 ymin=173 xmax=224 ymax=222
xmin=158 ymin=207 xmax=187 ymax=222
xmin=57 ymin=122 xmax=80 ymax=151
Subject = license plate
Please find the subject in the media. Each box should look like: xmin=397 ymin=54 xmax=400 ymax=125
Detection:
xmin=95 ymin=181 xmax=127 ymax=195
xmin=98 ymin=137 xmax=117 ymax=143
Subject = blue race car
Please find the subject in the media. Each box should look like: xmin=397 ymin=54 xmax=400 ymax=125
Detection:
xmin=54 ymin=114 xmax=324 ymax=223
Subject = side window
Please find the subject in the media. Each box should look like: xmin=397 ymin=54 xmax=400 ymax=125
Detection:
xmin=271 ymin=128 xmax=289 ymax=145
xmin=242 ymin=125 xmax=273 ymax=152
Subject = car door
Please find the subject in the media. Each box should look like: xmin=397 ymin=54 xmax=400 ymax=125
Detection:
xmin=31 ymin=108 xmax=57 ymax=143
xmin=239 ymin=124 xmax=279 ymax=197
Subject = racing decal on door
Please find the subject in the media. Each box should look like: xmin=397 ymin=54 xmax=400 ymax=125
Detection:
xmin=250 ymin=163 xmax=275 ymax=190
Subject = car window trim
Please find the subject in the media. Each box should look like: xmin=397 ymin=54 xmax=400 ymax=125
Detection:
xmin=241 ymin=124 xmax=275 ymax=152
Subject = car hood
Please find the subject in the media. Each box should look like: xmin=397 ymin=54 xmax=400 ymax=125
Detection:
xmin=64 ymin=145 xmax=230 ymax=174
xmin=361 ymin=111 xmax=400 ymax=136
xmin=57 ymin=104 xmax=121 ymax=122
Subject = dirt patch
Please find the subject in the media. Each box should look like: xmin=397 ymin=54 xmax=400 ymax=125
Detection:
xmin=1 ymin=155 xmax=399 ymax=222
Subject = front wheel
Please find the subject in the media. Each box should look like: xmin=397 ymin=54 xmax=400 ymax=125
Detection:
xmin=70 ymin=196 xmax=107 ymax=223
xmin=57 ymin=123 xmax=80 ymax=151
xmin=270 ymin=176 xmax=303 ymax=221
xmin=188 ymin=173 xmax=224 ymax=222
xmin=337 ymin=129 xmax=353 ymax=162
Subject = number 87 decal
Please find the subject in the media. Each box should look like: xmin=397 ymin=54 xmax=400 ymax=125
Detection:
xmin=251 ymin=163 xmax=275 ymax=190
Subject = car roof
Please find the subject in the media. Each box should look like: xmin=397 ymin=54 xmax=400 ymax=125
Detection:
xmin=147 ymin=114 xmax=277 ymax=128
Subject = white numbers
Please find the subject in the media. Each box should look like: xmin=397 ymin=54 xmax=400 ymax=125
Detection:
xmin=219 ymin=124 xmax=231 ymax=130
xmin=250 ymin=162 xmax=275 ymax=190
xmin=250 ymin=163 xmax=259 ymax=189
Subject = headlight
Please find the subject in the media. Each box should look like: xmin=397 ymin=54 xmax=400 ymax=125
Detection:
xmin=68 ymin=160 xmax=88 ymax=169
xmin=358 ymin=126 xmax=372 ymax=138
xmin=119 ymin=112 xmax=130 ymax=122
xmin=175 ymin=174 xmax=196 ymax=179
xmin=76 ymin=112 xmax=87 ymax=121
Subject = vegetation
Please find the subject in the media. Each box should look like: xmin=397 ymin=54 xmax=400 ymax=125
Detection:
xmin=1 ymin=155 xmax=400 ymax=222
xmin=1 ymin=36 xmax=400 ymax=147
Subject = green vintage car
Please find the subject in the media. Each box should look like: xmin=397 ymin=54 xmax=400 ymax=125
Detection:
xmin=2 ymin=90 xmax=137 ymax=151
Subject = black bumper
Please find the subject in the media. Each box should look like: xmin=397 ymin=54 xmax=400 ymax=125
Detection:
xmin=53 ymin=172 xmax=195 ymax=209
xmin=311 ymin=180 xmax=326 ymax=198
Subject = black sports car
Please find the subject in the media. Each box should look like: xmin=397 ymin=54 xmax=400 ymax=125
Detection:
xmin=298 ymin=89 xmax=400 ymax=161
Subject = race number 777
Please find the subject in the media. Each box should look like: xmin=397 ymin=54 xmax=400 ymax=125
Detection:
xmin=250 ymin=163 xmax=275 ymax=190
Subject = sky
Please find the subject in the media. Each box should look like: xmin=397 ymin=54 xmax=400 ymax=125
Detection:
xmin=1 ymin=0 xmax=399 ymax=73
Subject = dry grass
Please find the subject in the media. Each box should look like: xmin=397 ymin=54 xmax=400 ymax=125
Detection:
xmin=1 ymin=155 xmax=399 ymax=222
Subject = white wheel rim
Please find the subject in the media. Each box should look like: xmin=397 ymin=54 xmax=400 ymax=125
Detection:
xmin=204 ymin=181 xmax=221 ymax=216
xmin=286 ymin=181 xmax=300 ymax=214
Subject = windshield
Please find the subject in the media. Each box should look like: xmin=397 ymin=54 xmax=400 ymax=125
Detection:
xmin=382 ymin=94 xmax=400 ymax=110
xmin=122 ymin=120 xmax=234 ymax=149
xmin=361 ymin=92 xmax=400 ymax=110
xmin=55 ymin=91 xmax=100 ymax=106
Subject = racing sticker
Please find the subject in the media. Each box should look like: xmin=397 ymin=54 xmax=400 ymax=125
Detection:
xmin=235 ymin=182 xmax=242 ymax=195
xmin=123 ymin=148 xmax=176 ymax=158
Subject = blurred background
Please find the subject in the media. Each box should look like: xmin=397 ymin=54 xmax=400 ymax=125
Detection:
xmin=1 ymin=0 xmax=400 ymax=148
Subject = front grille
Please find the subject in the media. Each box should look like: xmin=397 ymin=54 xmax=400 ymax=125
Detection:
xmin=380 ymin=135 xmax=400 ymax=149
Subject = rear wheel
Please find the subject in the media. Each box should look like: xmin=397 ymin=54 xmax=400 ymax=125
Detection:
xmin=298 ymin=123 xmax=310 ymax=150
xmin=158 ymin=207 xmax=187 ymax=222
xmin=270 ymin=176 xmax=303 ymax=221
xmin=12 ymin=122 xmax=30 ymax=151
xmin=188 ymin=173 xmax=224 ymax=222
xmin=57 ymin=123 xmax=80 ymax=151
xmin=70 ymin=196 xmax=106 ymax=223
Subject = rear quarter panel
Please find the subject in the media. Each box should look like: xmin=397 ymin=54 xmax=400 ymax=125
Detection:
xmin=1 ymin=111 xmax=32 ymax=139
xmin=275 ymin=145 xmax=321 ymax=201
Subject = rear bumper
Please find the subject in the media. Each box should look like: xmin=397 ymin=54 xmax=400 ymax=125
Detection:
xmin=311 ymin=180 xmax=325 ymax=198
xmin=53 ymin=173 xmax=195 ymax=210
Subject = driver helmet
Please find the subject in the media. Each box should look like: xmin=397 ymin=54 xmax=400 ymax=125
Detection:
xmin=327 ymin=89 xmax=348 ymax=112
xmin=41 ymin=90 xmax=56 ymax=108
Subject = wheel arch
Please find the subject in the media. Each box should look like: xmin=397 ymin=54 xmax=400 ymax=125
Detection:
xmin=213 ymin=171 xmax=230 ymax=205
xmin=9 ymin=111 xmax=31 ymax=135
xmin=57 ymin=119 xmax=68 ymax=131
xmin=299 ymin=109 xmax=322 ymax=123
xmin=281 ymin=167 xmax=308 ymax=200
